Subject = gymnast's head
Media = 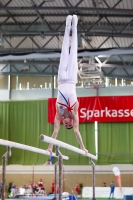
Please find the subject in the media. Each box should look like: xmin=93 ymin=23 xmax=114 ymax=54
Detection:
xmin=63 ymin=118 xmax=73 ymax=129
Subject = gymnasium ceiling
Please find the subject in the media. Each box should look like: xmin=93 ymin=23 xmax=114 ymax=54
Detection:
xmin=0 ymin=0 xmax=133 ymax=80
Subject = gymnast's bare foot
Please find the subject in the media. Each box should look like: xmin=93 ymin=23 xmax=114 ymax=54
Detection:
xmin=66 ymin=15 xmax=72 ymax=27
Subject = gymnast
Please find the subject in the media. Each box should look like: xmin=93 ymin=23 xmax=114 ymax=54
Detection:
xmin=48 ymin=15 xmax=88 ymax=154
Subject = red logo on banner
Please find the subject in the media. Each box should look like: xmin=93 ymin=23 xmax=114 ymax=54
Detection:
xmin=48 ymin=96 xmax=133 ymax=123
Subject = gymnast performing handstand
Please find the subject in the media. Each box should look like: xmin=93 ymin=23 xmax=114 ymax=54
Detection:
xmin=48 ymin=15 xmax=88 ymax=153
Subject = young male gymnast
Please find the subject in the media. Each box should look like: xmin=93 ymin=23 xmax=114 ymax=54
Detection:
xmin=47 ymin=15 xmax=88 ymax=154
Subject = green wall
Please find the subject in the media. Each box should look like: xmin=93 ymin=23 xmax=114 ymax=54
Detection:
xmin=0 ymin=100 xmax=133 ymax=165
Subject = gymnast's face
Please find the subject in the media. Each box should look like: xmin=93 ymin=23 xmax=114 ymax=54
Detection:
xmin=63 ymin=118 xmax=73 ymax=129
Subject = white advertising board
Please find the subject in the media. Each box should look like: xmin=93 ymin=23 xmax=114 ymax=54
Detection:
xmin=82 ymin=187 xmax=133 ymax=199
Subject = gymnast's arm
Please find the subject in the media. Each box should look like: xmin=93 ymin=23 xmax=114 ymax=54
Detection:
xmin=73 ymin=104 xmax=88 ymax=152
xmin=73 ymin=104 xmax=82 ymax=142
xmin=47 ymin=108 xmax=61 ymax=152
xmin=73 ymin=109 xmax=83 ymax=147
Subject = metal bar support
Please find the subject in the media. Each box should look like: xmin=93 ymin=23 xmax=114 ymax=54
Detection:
xmin=55 ymin=146 xmax=63 ymax=200
xmin=90 ymin=158 xmax=96 ymax=200
xmin=54 ymin=161 xmax=58 ymax=200
xmin=1 ymin=147 xmax=11 ymax=200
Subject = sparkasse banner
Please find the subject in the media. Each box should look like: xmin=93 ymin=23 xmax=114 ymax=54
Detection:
xmin=48 ymin=96 xmax=133 ymax=123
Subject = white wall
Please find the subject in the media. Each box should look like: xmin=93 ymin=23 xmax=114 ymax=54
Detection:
xmin=11 ymin=89 xmax=52 ymax=100
xmin=98 ymin=85 xmax=133 ymax=96
xmin=0 ymin=90 xmax=10 ymax=100
xmin=0 ymin=164 xmax=133 ymax=174
xmin=0 ymin=86 xmax=133 ymax=100
xmin=77 ymin=86 xmax=133 ymax=96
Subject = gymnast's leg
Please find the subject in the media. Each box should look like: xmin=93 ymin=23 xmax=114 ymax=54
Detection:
xmin=67 ymin=14 xmax=78 ymax=84
xmin=58 ymin=15 xmax=72 ymax=85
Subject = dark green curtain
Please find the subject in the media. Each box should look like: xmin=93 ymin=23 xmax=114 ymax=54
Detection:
xmin=0 ymin=100 xmax=133 ymax=165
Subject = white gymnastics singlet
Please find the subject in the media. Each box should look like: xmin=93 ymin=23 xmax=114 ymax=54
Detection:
xmin=56 ymin=83 xmax=77 ymax=115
